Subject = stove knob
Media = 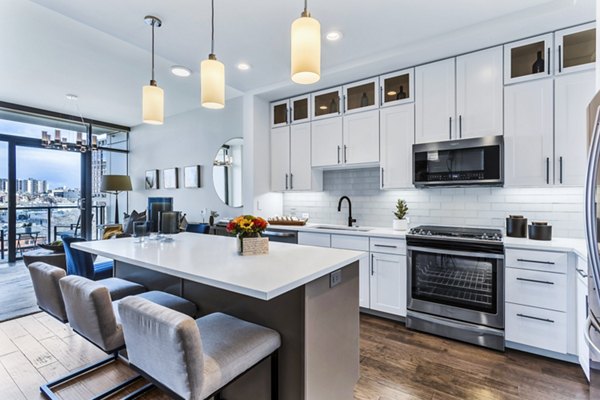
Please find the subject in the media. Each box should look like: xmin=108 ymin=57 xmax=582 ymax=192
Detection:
xmin=492 ymin=233 xmax=500 ymax=241
xmin=426 ymin=231 xmax=432 ymax=236
xmin=482 ymin=233 xmax=489 ymax=240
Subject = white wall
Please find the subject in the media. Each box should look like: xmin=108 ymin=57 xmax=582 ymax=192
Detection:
xmin=283 ymin=168 xmax=585 ymax=238
xmin=128 ymin=96 xmax=245 ymax=223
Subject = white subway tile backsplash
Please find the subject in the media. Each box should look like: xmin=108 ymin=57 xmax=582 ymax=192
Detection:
xmin=282 ymin=167 xmax=585 ymax=238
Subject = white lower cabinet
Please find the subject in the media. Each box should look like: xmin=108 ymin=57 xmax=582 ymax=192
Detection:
xmin=331 ymin=235 xmax=370 ymax=308
xmin=370 ymin=252 xmax=407 ymax=317
xmin=505 ymin=302 xmax=568 ymax=354
xmin=298 ymin=232 xmax=331 ymax=248
xmin=576 ymin=263 xmax=590 ymax=380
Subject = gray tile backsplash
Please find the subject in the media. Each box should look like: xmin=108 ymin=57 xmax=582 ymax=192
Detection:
xmin=282 ymin=167 xmax=585 ymax=238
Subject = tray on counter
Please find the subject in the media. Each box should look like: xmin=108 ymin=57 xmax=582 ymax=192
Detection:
xmin=267 ymin=219 xmax=308 ymax=226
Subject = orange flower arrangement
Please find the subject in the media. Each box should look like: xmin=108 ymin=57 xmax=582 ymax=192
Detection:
xmin=226 ymin=215 xmax=268 ymax=238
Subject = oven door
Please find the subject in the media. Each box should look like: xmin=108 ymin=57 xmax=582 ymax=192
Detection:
xmin=407 ymin=245 xmax=504 ymax=329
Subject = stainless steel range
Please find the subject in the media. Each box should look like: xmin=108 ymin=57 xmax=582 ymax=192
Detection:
xmin=406 ymin=225 xmax=505 ymax=351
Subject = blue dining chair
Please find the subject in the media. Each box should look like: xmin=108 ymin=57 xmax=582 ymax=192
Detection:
xmin=186 ymin=223 xmax=210 ymax=234
xmin=62 ymin=236 xmax=113 ymax=280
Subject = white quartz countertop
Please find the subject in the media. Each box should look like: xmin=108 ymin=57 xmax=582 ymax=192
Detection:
xmin=72 ymin=233 xmax=364 ymax=301
xmin=268 ymin=223 xmax=407 ymax=239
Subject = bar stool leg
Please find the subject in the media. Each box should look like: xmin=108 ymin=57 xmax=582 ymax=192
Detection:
xmin=271 ymin=350 xmax=279 ymax=400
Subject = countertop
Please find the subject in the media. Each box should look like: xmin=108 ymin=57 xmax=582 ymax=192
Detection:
xmin=268 ymin=223 xmax=588 ymax=260
xmin=72 ymin=232 xmax=363 ymax=301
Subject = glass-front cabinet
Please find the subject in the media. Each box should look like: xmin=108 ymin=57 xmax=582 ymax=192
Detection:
xmin=311 ymin=87 xmax=342 ymax=120
xmin=555 ymin=22 xmax=596 ymax=75
xmin=380 ymin=68 xmax=414 ymax=107
xmin=504 ymin=33 xmax=553 ymax=84
xmin=271 ymin=100 xmax=289 ymax=128
xmin=290 ymin=95 xmax=310 ymax=124
xmin=343 ymin=77 xmax=379 ymax=114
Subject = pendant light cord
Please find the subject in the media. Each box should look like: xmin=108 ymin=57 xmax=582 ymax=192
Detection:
xmin=151 ymin=20 xmax=155 ymax=82
xmin=211 ymin=0 xmax=215 ymax=54
xmin=304 ymin=0 xmax=308 ymax=13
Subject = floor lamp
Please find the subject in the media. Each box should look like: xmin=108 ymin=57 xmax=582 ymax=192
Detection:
xmin=101 ymin=175 xmax=132 ymax=225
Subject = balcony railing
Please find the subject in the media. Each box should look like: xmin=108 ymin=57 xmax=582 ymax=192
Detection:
xmin=0 ymin=204 xmax=106 ymax=260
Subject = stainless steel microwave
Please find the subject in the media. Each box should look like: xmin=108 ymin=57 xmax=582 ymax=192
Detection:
xmin=413 ymin=136 xmax=503 ymax=187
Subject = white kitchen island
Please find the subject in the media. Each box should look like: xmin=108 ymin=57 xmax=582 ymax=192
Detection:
xmin=73 ymin=232 xmax=364 ymax=400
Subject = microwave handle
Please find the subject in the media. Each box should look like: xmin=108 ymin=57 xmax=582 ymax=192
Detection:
xmin=448 ymin=117 xmax=452 ymax=140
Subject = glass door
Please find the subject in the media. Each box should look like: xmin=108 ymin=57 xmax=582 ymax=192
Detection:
xmin=555 ymin=23 xmax=596 ymax=75
xmin=311 ymin=87 xmax=342 ymax=120
xmin=343 ymin=77 xmax=379 ymax=114
xmin=504 ymin=33 xmax=553 ymax=85
xmin=0 ymin=141 xmax=8 ymax=264
xmin=271 ymin=100 xmax=289 ymax=128
xmin=290 ymin=95 xmax=310 ymax=124
xmin=16 ymin=145 xmax=82 ymax=252
xmin=380 ymin=68 xmax=414 ymax=107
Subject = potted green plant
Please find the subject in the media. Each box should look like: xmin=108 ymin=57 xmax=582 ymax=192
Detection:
xmin=393 ymin=199 xmax=409 ymax=231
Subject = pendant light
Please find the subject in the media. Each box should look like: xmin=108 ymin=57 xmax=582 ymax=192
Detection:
xmin=291 ymin=0 xmax=321 ymax=84
xmin=142 ymin=15 xmax=164 ymax=125
xmin=201 ymin=0 xmax=225 ymax=109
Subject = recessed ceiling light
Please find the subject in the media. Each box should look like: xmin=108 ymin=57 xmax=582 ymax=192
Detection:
xmin=66 ymin=94 xmax=78 ymax=101
xmin=170 ymin=65 xmax=191 ymax=77
xmin=237 ymin=63 xmax=251 ymax=71
xmin=319 ymin=105 xmax=328 ymax=110
xmin=326 ymin=31 xmax=343 ymax=41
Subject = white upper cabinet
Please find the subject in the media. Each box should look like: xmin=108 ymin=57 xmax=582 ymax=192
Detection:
xmin=271 ymin=99 xmax=289 ymax=128
xmin=380 ymin=104 xmax=414 ymax=189
xmin=555 ymin=23 xmax=596 ymax=75
xmin=311 ymin=116 xmax=343 ymax=167
xmin=290 ymin=95 xmax=311 ymax=124
xmin=415 ymin=58 xmax=456 ymax=143
xmin=554 ymin=71 xmax=596 ymax=186
xmin=343 ymin=77 xmax=380 ymax=115
xmin=504 ymin=79 xmax=554 ymax=186
xmin=270 ymin=126 xmax=291 ymax=191
xmin=342 ymin=109 xmax=380 ymax=165
xmin=311 ymin=87 xmax=342 ymax=121
xmin=456 ymin=46 xmax=504 ymax=139
xmin=289 ymin=123 xmax=313 ymax=190
xmin=380 ymin=68 xmax=414 ymax=108
xmin=504 ymin=33 xmax=553 ymax=85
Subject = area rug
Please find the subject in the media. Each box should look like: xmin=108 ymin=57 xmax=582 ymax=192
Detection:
xmin=0 ymin=263 xmax=39 ymax=322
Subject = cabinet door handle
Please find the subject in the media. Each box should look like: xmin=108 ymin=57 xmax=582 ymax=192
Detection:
xmin=459 ymin=115 xmax=462 ymax=138
xmin=577 ymin=268 xmax=588 ymax=278
xmin=516 ymin=277 xmax=554 ymax=285
xmin=449 ymin=116 xmax=452 ymax=139
xmin=337 ymin=145 xmax=341 ymax=164
xmin=381 ymin=167 xmax=384 ymax=188
xmin=288 ymin=107 xmax=292 ymax=124
xmin=343 ymin=145 xmax=347 ymax=163
xmin=290 ymin=173 xmax=293 ymax=190
xmin=559 ymin=156 xmax=563 ymax=184
xmin=517 ymin=313 xmax=554 ymax=324
xmin=546 ymin=157 xmax=550 ymax=184
xmin=558 ymin=45 xmax=562 ymax=73
xmin=380 ymin=86 xmax=384 ymax=106
xmin=341 ymin=95 xmax=345 ymax=114
xmin=547 ymin=47 xmax=551 ymax=75
xmin=285 ymin=174 xmax=289 ymax=190
xmin=371 ymin=254 xmax=374 ymax=275
xmin=374 ymin=244 xmax=398 ymax=249
xmin=516 ymin=258 xmax=555 ymax=265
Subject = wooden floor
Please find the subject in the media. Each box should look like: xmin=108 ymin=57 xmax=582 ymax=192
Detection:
xmin=0 ymin=263 xmax=39 ymax=322
xmin=0 ymin=312 xmax=590 ymax=399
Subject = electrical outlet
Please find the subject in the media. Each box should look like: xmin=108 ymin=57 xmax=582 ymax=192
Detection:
xmin=302 ymin=213 xmax=310 ymax=219
xmin=330 ymin=269 xmax=342 ymax=288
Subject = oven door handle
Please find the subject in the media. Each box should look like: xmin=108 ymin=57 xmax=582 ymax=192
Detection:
xmin=407 ymin=245 xmax=504 ymax=260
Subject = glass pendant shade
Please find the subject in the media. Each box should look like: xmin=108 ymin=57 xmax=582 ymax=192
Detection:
xmin=291 ymin=14 xmax=321 ymax=84
xmin=201 ymin=55 xmax=225 ymax=109
xmin=142 ymin=82 xmax=164 ymax=124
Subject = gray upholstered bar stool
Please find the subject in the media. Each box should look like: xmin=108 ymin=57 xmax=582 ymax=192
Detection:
xmin=27 ymin=261 xmax=146 ymax=322
xmin=38 ymin=275 xmax=197 ymax=400
xmin=119 ymin=296 xmax=281 ymax=400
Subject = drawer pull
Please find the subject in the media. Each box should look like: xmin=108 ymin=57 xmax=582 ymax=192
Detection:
xmin=373 ymin=244 xmax=398 ymax=249
xmin=576 ymin=268 xmax=588 ymax=278
xmin=516 ymin=313 xmax=554 ymax=323
xmin=516 ymin=277 xmax=554 ymax=285
xmin=516 ymin=258 xmax=555 ymax=265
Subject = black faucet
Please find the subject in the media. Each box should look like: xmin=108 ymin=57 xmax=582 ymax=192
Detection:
xmin=337 ymin=196 xmax=356 ymax=227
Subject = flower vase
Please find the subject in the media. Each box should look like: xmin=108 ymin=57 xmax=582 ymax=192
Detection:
xmin=237 ymin=235 xmax=269 ymax=256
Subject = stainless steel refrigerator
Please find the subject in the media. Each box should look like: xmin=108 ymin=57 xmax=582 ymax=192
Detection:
xmin=584 ymin=90 xmax=600 ymax=398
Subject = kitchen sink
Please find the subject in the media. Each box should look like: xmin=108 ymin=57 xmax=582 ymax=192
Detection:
xmin=312 ymin=225 xmax=371 ymax=232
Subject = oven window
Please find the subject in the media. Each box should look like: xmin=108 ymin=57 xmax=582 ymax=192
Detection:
xmin=411 ymin=251 xmax=497 ymax=314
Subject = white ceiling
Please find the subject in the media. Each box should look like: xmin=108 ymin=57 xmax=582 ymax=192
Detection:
xmin=0 ymin=0 xmax=595 ymax=127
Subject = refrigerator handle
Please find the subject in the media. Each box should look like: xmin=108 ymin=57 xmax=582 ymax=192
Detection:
xmin=584 ymin=316 xmax=600 ymax=356
xmin=584 ymin=106 xmax=600 ymax=307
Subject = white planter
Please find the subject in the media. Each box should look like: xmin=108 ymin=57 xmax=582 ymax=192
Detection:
xmin=393 ymin=219 xmax=408 ymax=231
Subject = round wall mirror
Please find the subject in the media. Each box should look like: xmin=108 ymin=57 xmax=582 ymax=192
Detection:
xmin=213 ymin=138 xmax=243 ymax=208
